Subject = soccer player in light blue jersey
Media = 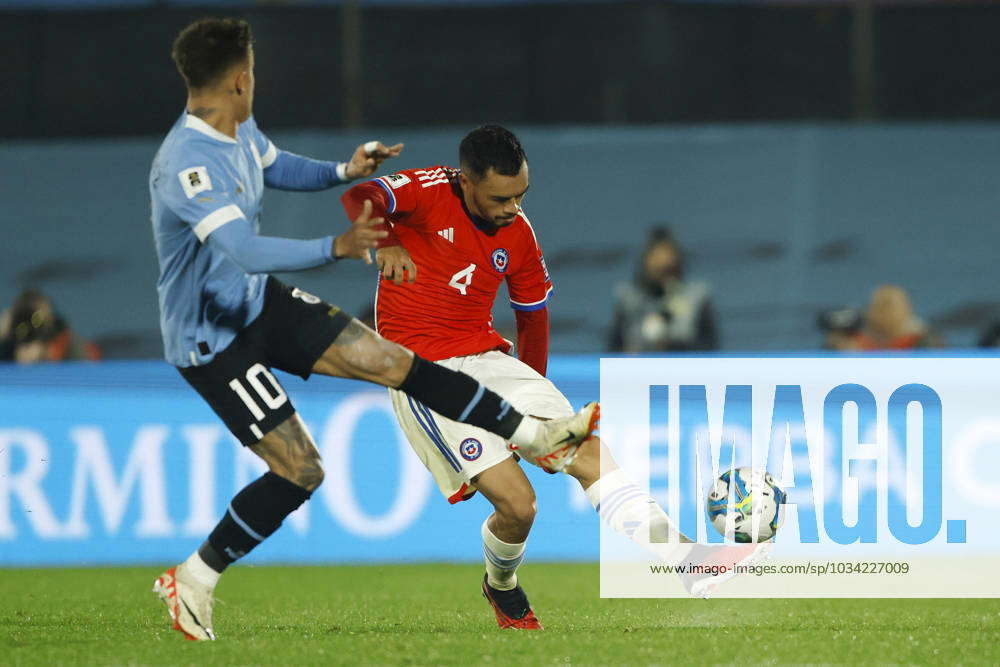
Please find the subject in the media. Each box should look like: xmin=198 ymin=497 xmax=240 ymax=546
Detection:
xmin=149 ymin=17 xmax=600 ymax=641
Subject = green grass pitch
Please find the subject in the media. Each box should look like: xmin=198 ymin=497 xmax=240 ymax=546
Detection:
xmin=3 ymin=563 xmax=999 ymax=665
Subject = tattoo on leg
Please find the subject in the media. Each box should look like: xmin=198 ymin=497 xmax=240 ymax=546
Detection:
xmin=257 ymin=417 xmax=324 ymax=491
xmin=332 ymin=319 xmax=366 ymax=348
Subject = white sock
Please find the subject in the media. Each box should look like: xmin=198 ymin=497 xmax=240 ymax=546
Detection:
xmin=509 ymin=416 xmax=539 ymax=447
xmin=482 ymin=518 xmax=526 ymax=591
xmin=183 ymin=550 xmax=221 ymax=590
xmin=585 ymin=468 xmax=690 ymax=562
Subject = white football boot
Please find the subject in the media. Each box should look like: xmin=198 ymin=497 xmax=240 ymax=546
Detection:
xmin=153 ymin=563 xmax=217 ymax=641
xmin=511 ymin=402 xmax=600 ymax=473
xmin=680 ymin=541 xmax=774 ymax=599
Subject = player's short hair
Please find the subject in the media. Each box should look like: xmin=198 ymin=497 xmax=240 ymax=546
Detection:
xmin=459 ymin=125 xmax=527 ymax=181
xmin=171 ymin=18 xmax=253 ymax=90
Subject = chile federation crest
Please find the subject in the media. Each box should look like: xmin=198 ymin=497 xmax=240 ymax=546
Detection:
xmin=491 ymin=248 xmax=510 ymax=273
xmin=460 ymin=438 xmax=483 ymax=461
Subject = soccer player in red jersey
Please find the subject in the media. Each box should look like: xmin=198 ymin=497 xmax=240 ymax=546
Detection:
xmin=341 ymin=126 xmax=746 ymax=626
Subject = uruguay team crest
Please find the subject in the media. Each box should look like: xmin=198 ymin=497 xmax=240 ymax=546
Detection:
xmin=460 ymin=438 xmax=483 ymax=461
xmin=491 ymin=248 xmax=510 ymax=273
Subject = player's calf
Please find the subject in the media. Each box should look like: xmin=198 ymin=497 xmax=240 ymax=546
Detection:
xmin=475 ymin=458 xmax=537 ymax=543
xmin=565 ymin=437 xmax=697 ymax=575
xmin=494 ymin=498 xmax=537 ymax=536
xmin=484 ymin=494 xmax=537 ymax=549
xmin=250 ymin=414 xmax=325 ymax=491
xmin=562 ymin=435 xmax=606 ymax=488
xmin=192 ymin=415 xmax=319 ymax=578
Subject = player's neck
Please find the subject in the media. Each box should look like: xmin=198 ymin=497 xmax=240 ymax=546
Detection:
xmin=457 ymin=191 xmax=500 ymax=236
xmin=185 ymin=96 xmax=240 ymax=139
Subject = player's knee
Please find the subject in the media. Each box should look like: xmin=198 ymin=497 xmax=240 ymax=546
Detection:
xmin=289 ymin=454 xmax=325 ymax=492
xmin=499 ymin=496 xmax=537 ymax=529
xmin=513 ymin=499 xmax=537 ymax=528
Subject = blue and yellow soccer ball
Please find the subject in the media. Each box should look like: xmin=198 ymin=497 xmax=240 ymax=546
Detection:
xmin=706 ymin=467 xmax=786 ymax=542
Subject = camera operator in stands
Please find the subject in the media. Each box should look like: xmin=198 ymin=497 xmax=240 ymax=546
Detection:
xmin=817 ymin=307 xmax=864 ymax=351
xmin=817 ymin=287 xmax=942 ymax=352
xmin=608 ymin=227 xmax=718 ymax=353
xmin=0 ymin=289 xmax=101 ymax=363
xmin=855 ymin=285 xmax=943 ymax=350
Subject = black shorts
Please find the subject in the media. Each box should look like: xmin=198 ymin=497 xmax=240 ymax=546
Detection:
xmin=179 ymin=277 xmax=353 ymax=446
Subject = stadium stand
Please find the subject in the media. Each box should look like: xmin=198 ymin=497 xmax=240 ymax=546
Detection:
xmin=2 ymin=123 xmax=998 ymax=356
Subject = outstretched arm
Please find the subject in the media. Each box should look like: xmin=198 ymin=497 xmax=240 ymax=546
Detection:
xmin=262 ymin=150 xmax=345 ymax=192
xmin=264 ymin=140 xmax=403 ymax=192
xmin=164 ymin=149 xmax=385 ymax=271
xmin=208 ymin=219 xmax=333 ymax=273
xmin=204 ymin=201 xmax=387 ymax=273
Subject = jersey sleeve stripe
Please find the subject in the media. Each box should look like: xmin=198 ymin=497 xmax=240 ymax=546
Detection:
xmin=193 ymin=204 xmax=245 ymax=242
xmin=373 ymin=177 xmax=398 ymax=214
xmin=249 ymin=141 xmax=263 ymax=169
xmin=509 ymin=285 xmax=554 ymax=311
xmin=260 ymin=141 xmax=278 ymax=168
xmin=420 ymin=178 xmax=450 ymax=188
xmin=520 ymin=211 xmax=540 ymax=244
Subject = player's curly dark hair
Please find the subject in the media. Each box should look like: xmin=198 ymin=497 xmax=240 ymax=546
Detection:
xmin=171 ymin=18 xmax=253 ymax=90
xmin=459 ymin=125 xmax=527 ymax=181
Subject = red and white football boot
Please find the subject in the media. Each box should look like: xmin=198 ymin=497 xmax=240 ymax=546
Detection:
xmin=481 ymin=575 xmax=544 ymax=630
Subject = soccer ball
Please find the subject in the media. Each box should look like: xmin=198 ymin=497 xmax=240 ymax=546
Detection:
xmin=706 ymin=467 xmax=786 ymax=543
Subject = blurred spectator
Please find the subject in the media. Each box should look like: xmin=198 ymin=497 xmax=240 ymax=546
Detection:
xmin=979 ymin=322 xmax=1000 ymax=348
xmin=0 ymin=290 xmax=101 ymax=363
xmin=608 ymin=227 xmax=718 ymax=352
xmin=817 ymin=307 xmax=864 ymax=351
xmin=855 ymin=285 xmax=943 ymax=350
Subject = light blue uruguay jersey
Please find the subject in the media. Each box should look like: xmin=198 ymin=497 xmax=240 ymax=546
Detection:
xmin=150 ymin=112 xmax=337 ymax=367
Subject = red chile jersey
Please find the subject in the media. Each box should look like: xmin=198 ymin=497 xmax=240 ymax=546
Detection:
xmin=342 ymin=166 xmax=553 ymax=361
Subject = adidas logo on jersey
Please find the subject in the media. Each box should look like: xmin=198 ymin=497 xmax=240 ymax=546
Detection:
xmin=437 ymin=228 xmax=454 ymax=243
xmin=416 ymin=168 xmax=449 ymax=188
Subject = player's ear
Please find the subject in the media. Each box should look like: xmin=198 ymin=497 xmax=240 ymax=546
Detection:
xmin=234 ymin=69 xmax=249 ymax=96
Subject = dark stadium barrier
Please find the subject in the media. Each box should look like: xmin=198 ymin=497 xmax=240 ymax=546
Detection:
xmin=4 ymin=1 xmax=1000 ymax=138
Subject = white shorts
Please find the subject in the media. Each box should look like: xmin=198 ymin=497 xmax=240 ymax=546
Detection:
xmin=389 ymin=350 xmax=574 ymax=503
